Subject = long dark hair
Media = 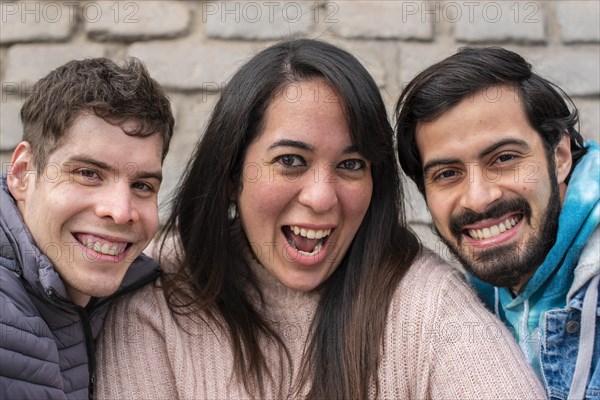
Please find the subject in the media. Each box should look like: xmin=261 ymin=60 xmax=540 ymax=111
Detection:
xmin=395 ymin=46 xmax=587 ymax=194
xmin=159 ymin=39 xmax=420 ymax=399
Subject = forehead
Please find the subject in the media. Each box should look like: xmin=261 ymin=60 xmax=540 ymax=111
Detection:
xmin=256 ymin=80 xmax=350 ymax=143
xmin=48 ymin=113 xmax=163 ymax=164
xmin=415 ymin=86 xmax=541 ymax=161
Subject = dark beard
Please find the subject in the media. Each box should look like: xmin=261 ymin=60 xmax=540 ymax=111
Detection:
xmin=437 ymin=170 xmax=561 ymax=289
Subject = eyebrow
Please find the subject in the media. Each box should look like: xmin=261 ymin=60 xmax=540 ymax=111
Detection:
xmin=65 ymin=157 xmax=163 ymax=183
xmin=422 ymin=138 xmax=531 ymax=175
xmin=268 ymin=139 xmax=359 ymax=154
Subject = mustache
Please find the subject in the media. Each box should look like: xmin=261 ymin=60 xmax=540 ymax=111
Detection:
xmin=449 ymin=198 xmax=532 ymax=238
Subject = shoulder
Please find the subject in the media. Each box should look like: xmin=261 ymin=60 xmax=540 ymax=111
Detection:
xmin=392 ymin=249 xmax=467 ymax=308
xmin=101 ymin=275 xmax=204 ymax=340
xmin=380 ymin=250 xmax=547 ymax=398
xmin=383 ymin=249 xmax=476 ymax=357
xmin=391 ymin=248 xmax=503 ymax=326
xmin=0 ymin=264 xmax=49 ymax=332
xmin=0 ymin=266 xmax=65 ymax=398
xmin=105 ymin=278 xmax=168 ymax=328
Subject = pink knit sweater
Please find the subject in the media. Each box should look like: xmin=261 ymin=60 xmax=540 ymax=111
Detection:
xmin=96 ymin=251 xmax=546 ymax=399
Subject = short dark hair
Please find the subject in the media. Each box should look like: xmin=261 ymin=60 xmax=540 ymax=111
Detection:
xmin=395 ymin=46 xmax=587 ymax=193
xmin=21 ymin=57 xmax=174 ymax=171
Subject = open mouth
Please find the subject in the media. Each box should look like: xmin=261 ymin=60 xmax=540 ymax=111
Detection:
xmin=73 ymin=233 xmax=130 ymax=256
xmin=464 ymin=214 xmax=522 ymax=241
xmin=282 ymin=225 xmax=333 ymax=256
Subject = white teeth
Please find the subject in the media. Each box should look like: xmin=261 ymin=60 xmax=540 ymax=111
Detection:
xmin=490 ymin=225 xmax=500 ymax=236
xmin=83 ymin=238 xmax=125 ymax=255
xmin=467 ymin=215 xmax=522 ymax=240
xmin=289 ymin=226 xmax=332 ymax=240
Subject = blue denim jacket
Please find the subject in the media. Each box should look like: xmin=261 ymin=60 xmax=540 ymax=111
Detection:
xmin=538 ymin=224 xmax=600 ymax=400
xmin=541 ymin=274 xmax=600 ymax=400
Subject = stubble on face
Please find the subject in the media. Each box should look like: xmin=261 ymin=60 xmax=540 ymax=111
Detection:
xmin=436 ymin=165 xmax=561 ymax=290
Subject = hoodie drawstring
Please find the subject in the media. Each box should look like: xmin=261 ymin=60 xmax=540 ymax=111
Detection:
xmin=521 ymin=299 xmax=531 ymax=362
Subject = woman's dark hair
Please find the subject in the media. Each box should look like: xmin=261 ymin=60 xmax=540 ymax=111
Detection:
xmin=158 ymin=38 xmax=420 ymax=399
xmin=395 ymin=46 xmax=587 ymax=194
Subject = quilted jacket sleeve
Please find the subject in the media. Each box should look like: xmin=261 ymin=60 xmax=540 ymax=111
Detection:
xmin=0 ymin=266 xmax=68 ymax=400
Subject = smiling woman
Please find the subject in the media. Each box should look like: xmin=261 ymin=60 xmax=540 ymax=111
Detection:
xmin=236 ymin=79 xmax=372 ymax=292
xmin=95 ymin=39 xmax=546 ymax=399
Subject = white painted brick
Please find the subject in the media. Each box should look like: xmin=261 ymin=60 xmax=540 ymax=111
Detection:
xmin=4 ymin=43 xmax=107 ymax=85
xmin=158 ymin=92 xmax=220 ymax=221
xmin=0 ymin=1 xmax=74 ymax=44
xmin=85 ymin=1 xmax=190 ymax=41
xmin=158 ymin=163 xmax=185 ymax=222
xmin=203 ymin=0 xmax=314 ymax=39
xmin=455 ymin=1 xmax=545 ymax=43
xmin=0 ymin=99 xmax=23 ymax=150
xmin=345 ymin=42 xmax=388 ymax=88
xmin=531 ymin=49 xmax=600 ymax=97
xmin=557 ymin=1 xmax=600 ymax=43
xmin=575 ymin=99 xmax=600 ymax=144
xmin=128 ymin=40 xmax=255 ymax=90
xmin=331 ymin=1 xmax=433 ymax=40
xmin=403 ymin=177 xmax=431 ymax=224
xmin=166 ymin=93 xmax=217 ymax=166
xmin=397 ymin=45 xmax=456 ymax=90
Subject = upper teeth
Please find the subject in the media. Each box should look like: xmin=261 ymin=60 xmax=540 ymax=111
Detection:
xmin=290 ymin=225 xmax=332 ymax=239
xmin=467 ymin=216 xmax=521 ymax=240
xmin=85 ymin=238 xmax=124 ymax=256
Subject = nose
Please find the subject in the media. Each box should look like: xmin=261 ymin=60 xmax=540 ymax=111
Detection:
xmin=95 ymin=185 xmax=139 ymax=224
xmin=458 ymin=166 xmax=502 ymax=213
xmin=297 ymin=165 xmax=338 ymax=213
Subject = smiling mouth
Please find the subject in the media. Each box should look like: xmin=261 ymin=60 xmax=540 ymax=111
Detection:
xmin=282 ymin=225 xmax=333 ymax=256
xmin=464 ymin=215 xmax=522 ymax=241
xmin=73 ymin=233 xmax=130 ymax=256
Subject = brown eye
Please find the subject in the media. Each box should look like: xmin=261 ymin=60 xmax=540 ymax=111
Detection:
xmin=338 ymin=159 xmax=365 ymax=171
xmin=77 ymin=169 xmax=100 ymax=181
xmin=497 ymin=154 xmax=515 ymax=163
xmin=276 ymin=154 xmax=304 ymax=167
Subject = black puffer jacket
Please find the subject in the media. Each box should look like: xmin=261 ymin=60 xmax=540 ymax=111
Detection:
xmin=0 ymin=176 xmax=161 ymax=399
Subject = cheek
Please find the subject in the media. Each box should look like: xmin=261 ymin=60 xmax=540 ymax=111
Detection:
xmin=340 ymin=180 xmax=373 ymax=221
xmin=141 ymin=203 xmax=160 ymax=236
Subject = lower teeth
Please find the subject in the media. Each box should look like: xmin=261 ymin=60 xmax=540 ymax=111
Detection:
xmin=297 ymin=243 xmax=323 ymax=256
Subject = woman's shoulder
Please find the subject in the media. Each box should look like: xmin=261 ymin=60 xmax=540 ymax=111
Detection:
xmin=399 ymin=248 xmax=465 ymax=292
xmin=389 ymin=248 xmax=489 ymax=327
xmin=105 ymin=278 xmax=171 ymax=328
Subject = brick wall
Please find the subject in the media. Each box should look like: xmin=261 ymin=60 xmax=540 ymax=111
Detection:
xmin=1 ymin=0 xmax=599 ymax=257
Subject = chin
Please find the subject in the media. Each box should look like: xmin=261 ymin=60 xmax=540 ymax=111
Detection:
xmin=280 ymin=272 xmax=325 ymax=292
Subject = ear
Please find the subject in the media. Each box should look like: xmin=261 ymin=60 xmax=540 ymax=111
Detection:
xmin=553 ymin=134 xmax=572 ymax=185
xmin=7 ymin=141 xmax=36 ymax=201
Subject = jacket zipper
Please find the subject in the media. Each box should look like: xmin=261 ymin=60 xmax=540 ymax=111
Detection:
xmin=46 ymin=267 xmax=161 ymax=399
xmin=48 ymin=291 xmax=96 ymax=399
xmin=76 ymin=307 xmax=96 ymax=400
